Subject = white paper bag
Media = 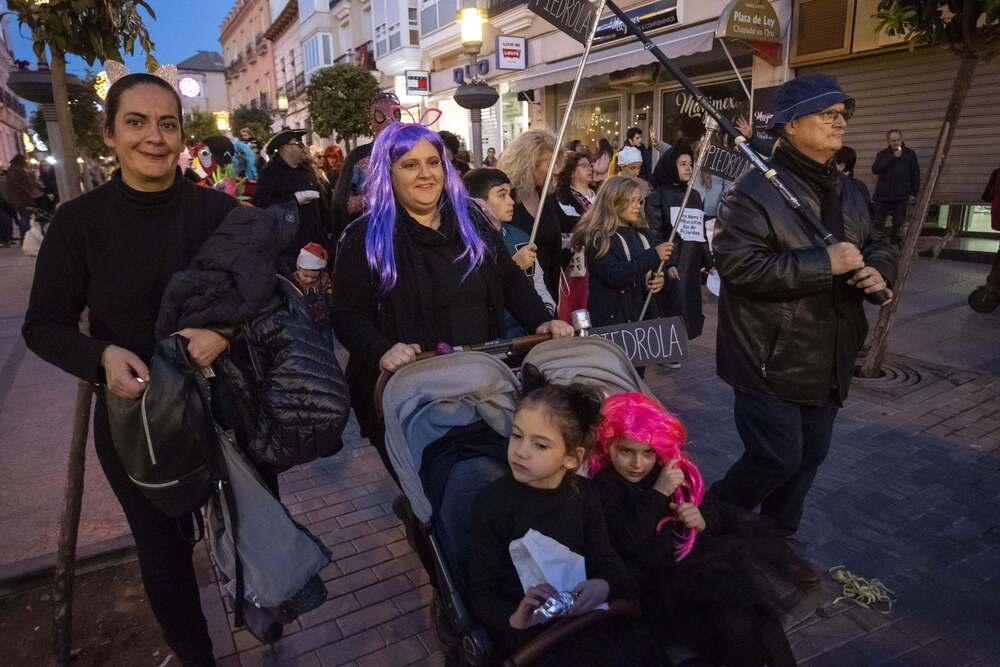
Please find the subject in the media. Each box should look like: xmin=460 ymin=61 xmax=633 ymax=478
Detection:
xmin=508 ymin=529 xmax=607 ymax=610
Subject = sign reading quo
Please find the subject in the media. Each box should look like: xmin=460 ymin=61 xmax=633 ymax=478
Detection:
xmin=588 ymin=317 xmax=688 ymax=366
xmin=716 ymin=0 xmax=782 ymax=44
xmin=527 ymin=0 xmax=600 ymax=45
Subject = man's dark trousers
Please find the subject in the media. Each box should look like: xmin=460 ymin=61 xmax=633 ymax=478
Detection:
xmin=710 ymin=390 xmax=839 ymax=532
xmin=872 ymin=199 xmax=908 ymax=239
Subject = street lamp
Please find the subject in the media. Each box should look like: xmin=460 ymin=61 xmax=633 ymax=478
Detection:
xmin=277 ymin=94 xmax=290 ymax=129
xmin=453 ymin=3 xmax=497 ymax=167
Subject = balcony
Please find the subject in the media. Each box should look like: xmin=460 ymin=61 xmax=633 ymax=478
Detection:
xmin=294 ymin=72 xmax=306 ymax=98
xmin=355 ymin=41 xmax=376 ymax=71
xmin=334 ymin=52 xmax=354 ymax=66
xmin=484 ymin=0 xmax=526 ymax=18
xmin=255 ymin=33 xmax=267 ymax=53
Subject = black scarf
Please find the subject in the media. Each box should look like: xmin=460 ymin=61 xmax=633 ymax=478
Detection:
xmin=771 ymin=141 xmax=845 ymax=241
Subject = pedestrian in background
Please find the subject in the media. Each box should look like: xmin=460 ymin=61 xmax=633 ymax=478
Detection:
xmin=439 ymin=130 xmax=471 ymax=174
xmin=871 ymin=129 xmax=920 ymax=242
xmin=592 ymin=138 xmax=614 ymax=188
xmin=6 ymin=154 xmax=45 ymax=242
xmin=498 ymin=129 xmax=563 ymax=303
xmin=484 ymin=146 xmax=498 ymax=168
xmin=709 ymin=75 xmax=897 ymax=586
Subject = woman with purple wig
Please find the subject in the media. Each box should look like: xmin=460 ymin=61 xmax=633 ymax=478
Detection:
xmin=331 ymin=122 xmax=573 ymax=473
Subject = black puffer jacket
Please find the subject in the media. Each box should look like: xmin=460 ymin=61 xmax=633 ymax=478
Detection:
xmin=713 ymin=145 xmax=897 ymax=405
xmin=158 ymin=203 xmax=350 ymax=467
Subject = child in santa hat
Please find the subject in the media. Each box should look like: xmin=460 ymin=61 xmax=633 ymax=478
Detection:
xmin=293 ymin=242 xmax=334 ymax=332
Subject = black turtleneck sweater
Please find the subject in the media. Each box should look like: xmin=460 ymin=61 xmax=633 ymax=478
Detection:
xmin=23 ymin=169 xmax=238 ymax=384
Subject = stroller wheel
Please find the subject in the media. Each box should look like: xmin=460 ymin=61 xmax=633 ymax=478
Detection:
xmin=969 ymin=286 xmax=1000 ymax=313
xmin=460 ymin=626 xmax=492 ymax=666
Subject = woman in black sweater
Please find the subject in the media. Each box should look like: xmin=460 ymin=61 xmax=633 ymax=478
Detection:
xmin=330 ymin=123 xmax=571 ymax=476
xmin=22 ymin=75 xmax=239 ymax=666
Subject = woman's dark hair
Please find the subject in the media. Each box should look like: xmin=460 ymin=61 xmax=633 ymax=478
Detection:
xmin=9 ymin=154 xmax=25 ymax=167
xmin=556 ymin=150 xmax=589 ymax=191
xmin=597 ymin=138 xmax=613 ymax=158
xmin=104 ymin=73 xmax=184 ymax=136
xmin=835 ymin=146 xmax=857 ymax=173
xmin=651 ymin=141 xmax=693 ymax=190
xmin=518 ymin=364 xmax=603 ymax=454
xmin=438 ymin=130 xmax=461 ymax=156
xmin=565 ymin=139 xmax=582 ymax=153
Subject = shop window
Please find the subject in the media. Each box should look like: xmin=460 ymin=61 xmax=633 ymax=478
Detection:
xmin=303 ymin=33 xmax=335 ymax=75
xmin=630 ymin=91 xmax=654 ymax=135
xmin=660 ymin=80 xmax=749 ymax=146
xmin=791 ymin=0 xmax=855 ymax=66
xmin=966 ymin=206 xmax=995 ymax=234
xmin=559 ymin=97 xmax=622 ymax=150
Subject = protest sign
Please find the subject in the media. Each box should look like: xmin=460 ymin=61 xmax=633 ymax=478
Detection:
xmin=527 ymin=0 xmax=599 ymax=45
xmin=672 ymin=207 xmax=705 ymax=242
xmin=588 ymin=317 xmax=688 ymax=366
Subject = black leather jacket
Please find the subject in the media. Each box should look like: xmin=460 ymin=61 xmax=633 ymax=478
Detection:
xmin=713 ymin=151 xmax=897 ymax=405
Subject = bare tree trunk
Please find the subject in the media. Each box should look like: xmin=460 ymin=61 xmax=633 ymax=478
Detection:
xmin=859 ymin=55 xmax=977 ymax=378
xmin=49 ymin=51 xmax=82 ymax=201
xmin=52 ymin=381 xmax=94 ymax=666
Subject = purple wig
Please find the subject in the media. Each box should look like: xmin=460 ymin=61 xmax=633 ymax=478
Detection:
xmin=591 ymin=392 xmax=705 ymax=561
xmin=363 ymin=122 xmax=485 ymax=294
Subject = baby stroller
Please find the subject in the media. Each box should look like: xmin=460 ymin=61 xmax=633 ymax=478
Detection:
xmin=378 ymin=331 xmax=654 ymax=666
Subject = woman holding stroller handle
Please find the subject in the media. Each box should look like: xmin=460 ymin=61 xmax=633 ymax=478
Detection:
xmin=22 ymin=74 xmax=241 ymax=666
xmin=331 ymin=122 xmax=572 ymax=474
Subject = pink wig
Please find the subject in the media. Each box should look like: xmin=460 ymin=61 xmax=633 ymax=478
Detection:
xmin=591 ymin=392 xmax=705 ymax=560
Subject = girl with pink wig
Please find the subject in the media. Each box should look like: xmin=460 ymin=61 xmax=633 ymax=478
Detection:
xmin=590 ymin=392 xmax=796 ymax=667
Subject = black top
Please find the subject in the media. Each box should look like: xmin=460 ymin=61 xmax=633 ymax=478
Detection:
xmin=871 ymin=145 xmax=920 ymax=202
xmin=586 ymin=227 xmax=662 ymax=327
xmin=254 ymin=154 xmax=329 ymax=268
xmin=467 ymin=474 xmax=633 ymax=652
xmin=22 ymin=170 xmax=239 ymax=384
xmin=331 ymin=141 xmax=374 ymax=245
xmin=509 ymin=202 xmax=561 ymax=303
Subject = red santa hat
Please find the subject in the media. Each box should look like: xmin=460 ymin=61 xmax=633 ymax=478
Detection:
xmin=296 ymin=243 xmax=328 ymax=270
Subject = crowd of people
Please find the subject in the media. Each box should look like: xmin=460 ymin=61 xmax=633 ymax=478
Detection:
xmin=12 ymin=67 xmax=993 ymax=667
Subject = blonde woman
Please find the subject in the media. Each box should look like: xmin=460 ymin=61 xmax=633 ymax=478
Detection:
xmin=571 ymin=176 xmax=672 ymax=328
xmin=498 ymin=130 xmax=562 ymax=301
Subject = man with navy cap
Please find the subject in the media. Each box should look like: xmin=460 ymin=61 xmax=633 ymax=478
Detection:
xmin=708 ymin=74 xmax=897 ymax=583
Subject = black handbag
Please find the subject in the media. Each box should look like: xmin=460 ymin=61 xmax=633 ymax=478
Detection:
xmin=105 ymin=335 xmax=219 ymax=517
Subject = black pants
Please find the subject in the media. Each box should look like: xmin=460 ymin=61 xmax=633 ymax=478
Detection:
xmin=94 ymin=393 xmax=279 ymax=666
xmin=872 ymin=199 xmax=908 ymax=238
xmin=710 ymin=390 xmax=838 ymax=533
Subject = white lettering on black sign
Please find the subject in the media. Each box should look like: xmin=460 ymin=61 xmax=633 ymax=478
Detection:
xmin=528 ymin=0 xmax=599 ymax=45
xmin=587 ymin=317 xmax=688 ymax=366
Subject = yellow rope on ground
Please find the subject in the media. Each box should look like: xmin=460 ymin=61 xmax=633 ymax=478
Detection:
xmin=828 ymin=566 xmax=898 ymax=614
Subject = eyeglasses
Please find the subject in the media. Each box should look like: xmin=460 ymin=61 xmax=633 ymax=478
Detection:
xmin=815 ymin=109 xmax=854 ymax=124
xmin=288 ymin=140 xmax=306 ymax=148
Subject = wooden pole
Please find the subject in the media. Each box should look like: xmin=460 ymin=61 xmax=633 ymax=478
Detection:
xmin=52 ymin=380 xmax=94 ymax=665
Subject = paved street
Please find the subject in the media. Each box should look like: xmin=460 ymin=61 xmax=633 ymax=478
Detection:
xmin=2 ymin=245 xmax=999 ymax=665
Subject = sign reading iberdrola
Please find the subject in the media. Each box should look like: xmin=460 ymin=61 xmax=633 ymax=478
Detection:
xmin=527 ymin=0 xmax=600 ymax=45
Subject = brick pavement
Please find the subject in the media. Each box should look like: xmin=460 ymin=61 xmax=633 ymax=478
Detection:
xmin=4 ymin=243 xmax=1000 ymax=665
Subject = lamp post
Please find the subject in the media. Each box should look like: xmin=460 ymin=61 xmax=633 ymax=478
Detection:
xmin=453 ymin=3 xmax=497 ymax=167
xmin=276 ymin=94 xmax=290 ymax=129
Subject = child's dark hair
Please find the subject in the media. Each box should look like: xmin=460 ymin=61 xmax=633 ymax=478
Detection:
xmin=463 ymin=168 xmax=511 ymax=200
xmin=518 ymin=364 xmax=603 ymax=453
xmin=835 ymin=146 xmax=857 ymax=173
xmin=104 ymin=73 xmax=184 ymax=136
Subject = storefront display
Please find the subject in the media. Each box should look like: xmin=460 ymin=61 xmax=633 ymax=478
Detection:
xmin=559 ymin=97 xmax=622 ymax=150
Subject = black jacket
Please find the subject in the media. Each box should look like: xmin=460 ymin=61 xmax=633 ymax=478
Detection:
xmin=586 ymin=227 xmax=662 ymax=327
xmin=254 ymin=154 xmax=329 ymax=268
xmin=713 ymin=146 xmax=897 ymax=405
xmin=158 ymin=204 xmax=350 ymax=467
xmin=331 ymin=202 xmax=552 ymax=434
xmin=871 ymin=146 xmax=920 ymax=202
xmin=510 ymin=201 xmax=562 ymax=302
xmin=331 ymin=141 xmax=373 ymax=245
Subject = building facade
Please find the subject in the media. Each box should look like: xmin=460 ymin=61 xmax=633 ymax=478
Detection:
xmin=176 ymin=51 xmax=229 ymax=116
xmin=0 ymin=19 xmax=28 ymax=167
xmin=221 ymin=0 xmax=278 ymax=112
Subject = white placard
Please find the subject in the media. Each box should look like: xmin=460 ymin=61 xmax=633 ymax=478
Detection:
xmin=671 ymin=207 xmax=706 ymax=242
xmin=704 ymin=216 xmax=716 ymax=253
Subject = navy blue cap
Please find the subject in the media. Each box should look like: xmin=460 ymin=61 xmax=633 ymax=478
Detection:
xmin=767 ymin=74 xmax=855 ymax=130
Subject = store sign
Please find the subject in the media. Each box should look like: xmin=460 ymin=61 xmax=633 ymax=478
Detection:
xmin=527 ymin=0 xmax=600 ymax=46
xmin=588 ymin=317 xmax=688 ymax=366
xmin=405 ymin=70 xmax=431 ymax=96
xmin=661 ymin=81 xmax=752 ymax=182
xmin=593 ymin=0 xmax=678 ymax=45
xmin=716 ymin=0 xmax=781 ymax=44
xmin=496 ymin=35 xmax=528 ymax=70
xmin=453 ymin=59 xmax=490 ymax=85
xmin=750 ymin=83 xmax=780 ymax=147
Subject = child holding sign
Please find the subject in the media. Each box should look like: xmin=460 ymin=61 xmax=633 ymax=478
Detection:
xmin=570 ymin=176 xmax=672 ymax=330
xmin=646 ymin=143 xmax=711 ymax=344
